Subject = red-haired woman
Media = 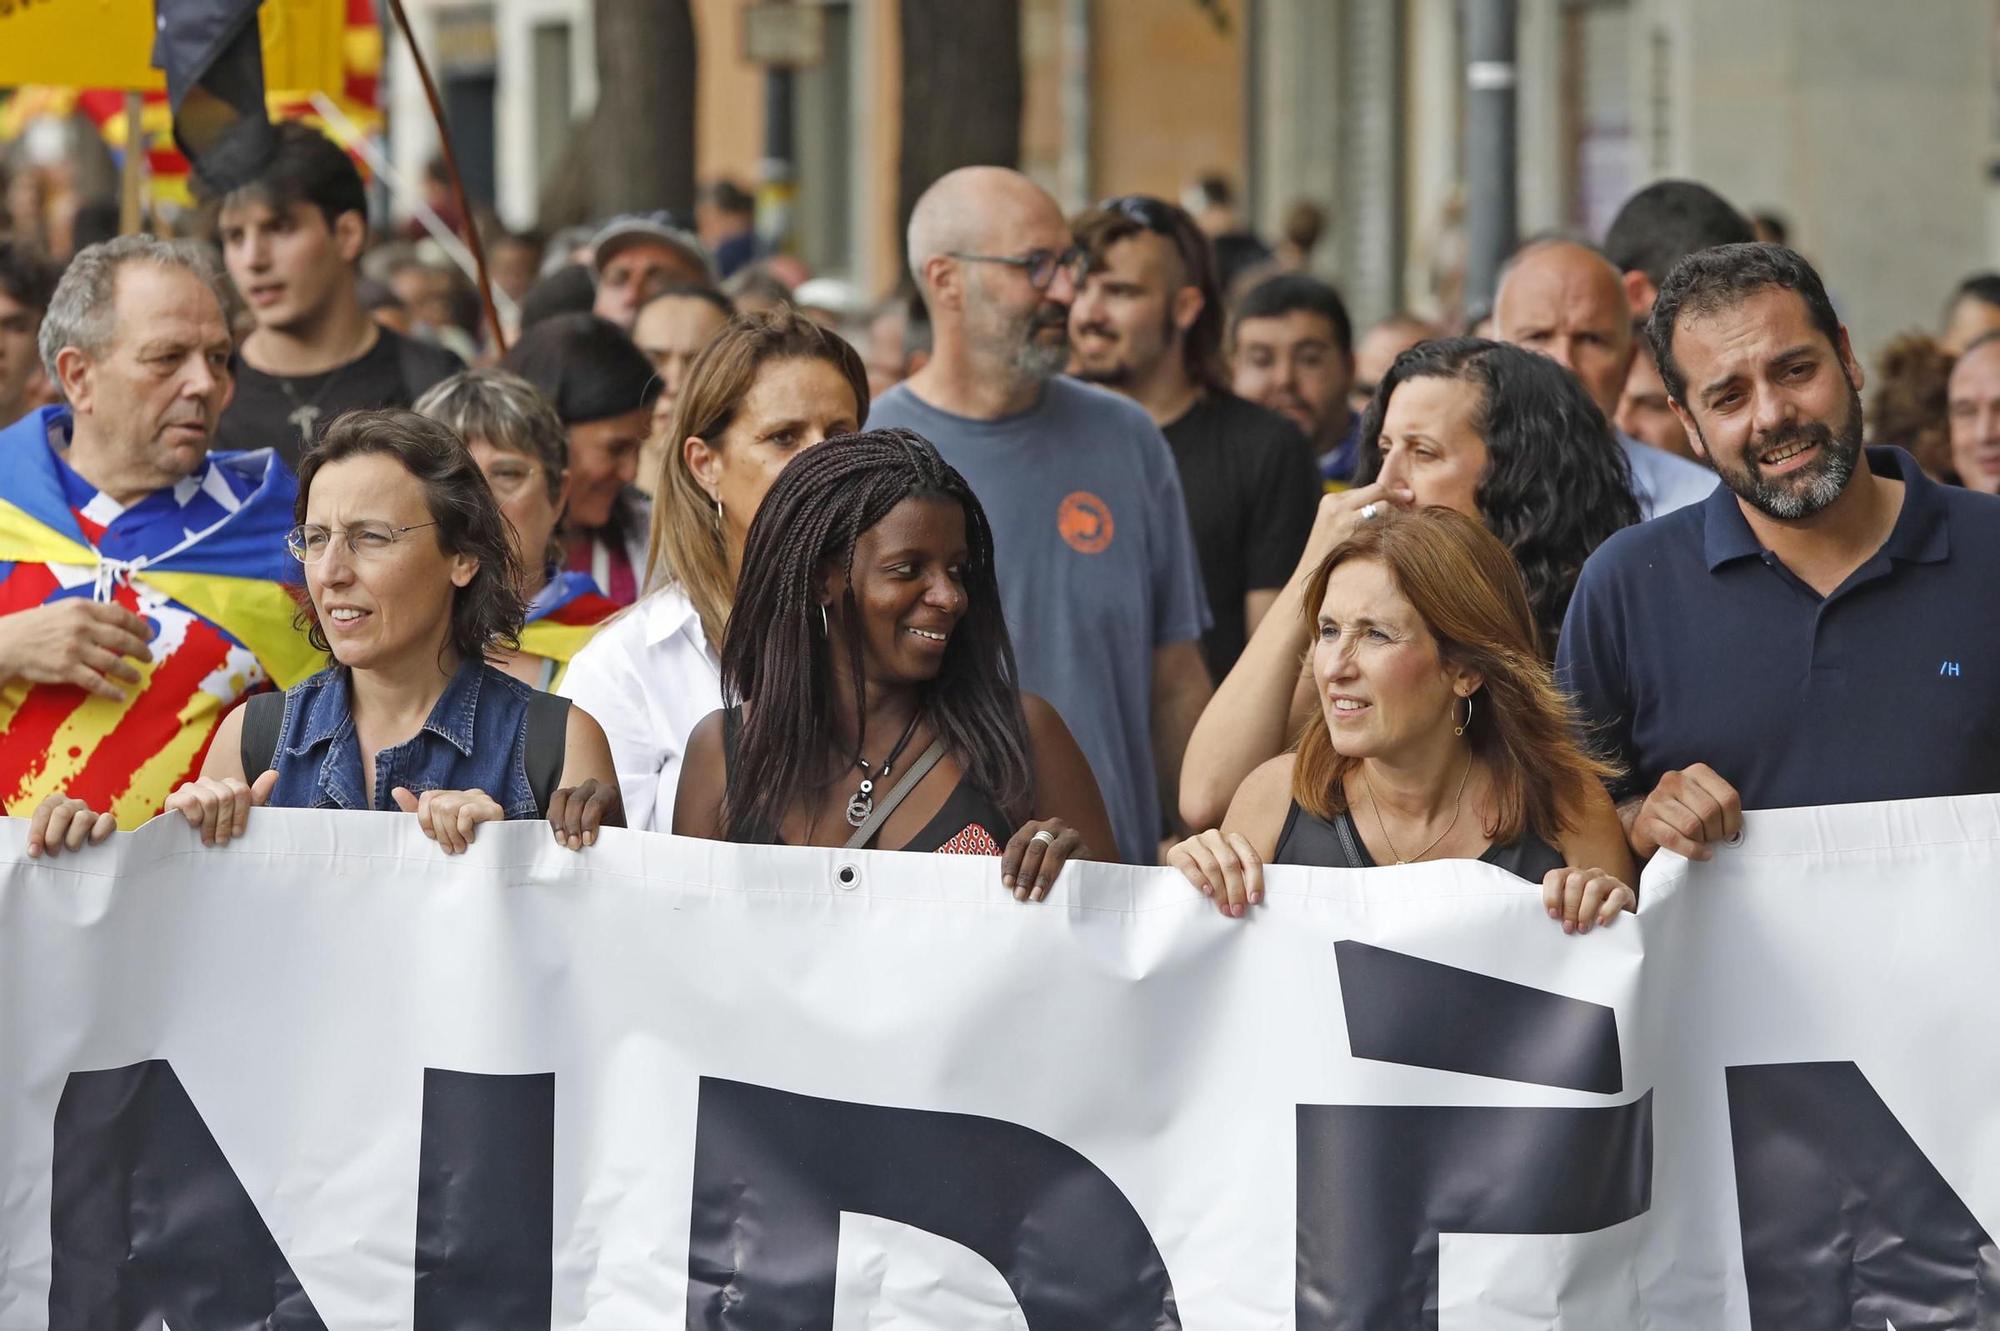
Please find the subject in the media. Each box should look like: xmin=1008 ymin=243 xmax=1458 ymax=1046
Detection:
xmin=1169 ymin=507 xmax=1636 ymax=934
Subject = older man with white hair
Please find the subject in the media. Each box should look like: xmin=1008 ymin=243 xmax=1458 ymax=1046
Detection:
xmin=0 ymin=236 xmax=315 ymax=841
xmin=868 ymin=166 xmax=1212 ymax=864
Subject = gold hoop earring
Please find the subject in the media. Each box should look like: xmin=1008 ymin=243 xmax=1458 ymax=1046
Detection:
xmin=1454 ymin=694 xmax=1473 ymax=738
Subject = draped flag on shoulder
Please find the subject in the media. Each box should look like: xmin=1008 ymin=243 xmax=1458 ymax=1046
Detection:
xmin=152 ymin=0 xmax=279 ymax=195
xmin=520 ymin=570 xmax=620 ymax=689
xmin=0 ymin=407 xmax=321 ymax=824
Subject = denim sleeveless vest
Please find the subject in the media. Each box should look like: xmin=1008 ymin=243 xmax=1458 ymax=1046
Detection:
xmin=265 ymin=659 xmax=544 ymax=817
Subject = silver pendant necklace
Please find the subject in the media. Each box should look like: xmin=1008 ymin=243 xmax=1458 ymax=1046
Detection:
xmin=844 ymin=708 xmax=925 ymax=828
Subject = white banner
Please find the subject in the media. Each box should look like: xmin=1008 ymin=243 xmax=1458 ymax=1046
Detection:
xmin=2 ymin=796 xmax=1998 ymax=1328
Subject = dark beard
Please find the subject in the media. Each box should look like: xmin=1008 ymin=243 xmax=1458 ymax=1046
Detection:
xmin=1704 ymin=379 xmax=1865 ymax=521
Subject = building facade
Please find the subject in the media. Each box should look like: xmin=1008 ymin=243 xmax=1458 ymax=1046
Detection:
xmin=383 ymin=0 xmax=1996 ymax=363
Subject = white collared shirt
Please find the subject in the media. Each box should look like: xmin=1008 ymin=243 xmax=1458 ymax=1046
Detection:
xmin=1618 ymin=429 xmax=1717 ymax=521
xmin=556 ymin=584 xmax=720 ymax=832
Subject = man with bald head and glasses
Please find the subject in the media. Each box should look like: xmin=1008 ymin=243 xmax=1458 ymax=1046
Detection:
xmin=870 ymin=167 xmax=1213 ymax=865
xmin=1069 ymin=193 xmax=1317 ymax=680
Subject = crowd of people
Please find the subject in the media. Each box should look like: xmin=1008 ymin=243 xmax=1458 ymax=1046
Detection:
xmin=6 ymin=121 xmax=1999 ymax=935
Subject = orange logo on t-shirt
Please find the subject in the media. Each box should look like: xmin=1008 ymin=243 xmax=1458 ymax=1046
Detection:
xmin=1057 ymin=491 xmax=1115 ymax=554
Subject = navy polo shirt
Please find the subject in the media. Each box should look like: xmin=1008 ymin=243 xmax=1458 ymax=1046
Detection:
xmin=1556 ymin=446 xmax=2000 ymax=810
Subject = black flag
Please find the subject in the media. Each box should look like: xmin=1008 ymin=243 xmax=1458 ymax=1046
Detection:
xmin=151 ymin=0 xmax=278 ymax=195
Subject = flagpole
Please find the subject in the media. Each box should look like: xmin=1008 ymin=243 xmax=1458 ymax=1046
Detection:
xmin=118 ymin=92 xmax=146 ymax=235
xmin=381 ymin=0 xmax=508 ymax=354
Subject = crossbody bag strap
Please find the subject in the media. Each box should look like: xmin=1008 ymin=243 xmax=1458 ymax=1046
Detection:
xmin=844 ymin=738 xmax=948 ymax=851
xmin=1333 ymin=806 xmax=1370 ymax=868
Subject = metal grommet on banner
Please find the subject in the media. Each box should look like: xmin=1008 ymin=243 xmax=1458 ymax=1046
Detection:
xmin=834 ymin=862 xmax=861 ymax=891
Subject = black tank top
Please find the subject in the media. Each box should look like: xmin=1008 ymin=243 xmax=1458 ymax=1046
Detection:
xmin=721 ymin=707 xmax=1017 ymax=853
xmin=1273 ymin=802 xmax=1566 ymax=883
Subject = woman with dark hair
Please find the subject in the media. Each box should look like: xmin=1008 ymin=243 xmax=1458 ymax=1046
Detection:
xmin=501 ymin=312 xmax=660 ymax=605
xmin=1179 ymin=336 xmax=1638 ymax=829
xmin=1351 ymin=337 xmax=1639 ymax=646
xmin=674 ymin=428 xmax=1113 ymax=898
xmin=1171 ymin=507 xmax=1635 ymax=932
xmin=559 ymin=309 xmax=869 ymax=831
xmin=413 ymin=368 xmax=618 ymax=690
xmin=37 ymin=410 xmax=623 ymax=855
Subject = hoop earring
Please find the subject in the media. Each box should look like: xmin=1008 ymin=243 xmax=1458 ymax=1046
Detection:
xmin=819 ymin=604 xmax=829 ymax=636
xmin=1454 ymin=693 xmax=1473 ymax=738
xmin=712 ymin=495 xmax=724 ymax=529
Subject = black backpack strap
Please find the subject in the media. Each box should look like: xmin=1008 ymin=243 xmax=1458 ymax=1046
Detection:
xmin=237 ymin=691 xmax=287 ymax=778
xmin=524 ymin=690 xmax=573 ymax=817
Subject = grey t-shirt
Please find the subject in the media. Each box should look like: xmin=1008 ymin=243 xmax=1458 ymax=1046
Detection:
xmin=870 ymin=378 xmax=1210 ymax=863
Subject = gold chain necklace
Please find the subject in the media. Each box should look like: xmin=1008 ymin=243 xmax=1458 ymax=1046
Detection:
xmin=1363 ymin=752 xmax=1473 ymax=865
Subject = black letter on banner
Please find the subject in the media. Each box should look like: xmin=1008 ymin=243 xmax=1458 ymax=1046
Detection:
xmin=416 ymin=1069 xmax=555 ymax=1329
xmin=1295 ymin=943 xmax=1651 ymax=1329
xmin=684 ymin=1077 xmax=1179 ymax=1329
xmin=1295 ymin=1095 xmax=1653 ymax=1329
xmin=1334 ymin=940 xmax=1623 ymax=1093
xmin=49 ymin=1059 xmax=330 ymax=1329
xmin=1728 ymin=1060 xmax=2000 ymax=1328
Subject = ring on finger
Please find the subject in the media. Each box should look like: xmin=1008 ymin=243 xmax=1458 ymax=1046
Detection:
xmin=1359 ymin=502 xmax=1382 ymax=521
xmin=1030 ymin=828 xmax=1057 ymax=847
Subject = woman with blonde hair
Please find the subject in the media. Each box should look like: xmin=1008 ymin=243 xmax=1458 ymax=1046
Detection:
xmin=558 ymin=309 xmax=869 ymax=829
xmin=1170 ymin=506 xmax=1636 ymax=934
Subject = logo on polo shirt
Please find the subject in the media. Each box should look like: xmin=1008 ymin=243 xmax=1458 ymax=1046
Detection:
xmin=1941 ymin=661 xmax=1962 ymax=677
xmin=1057 ymin=491 xmax=1114 ymax=555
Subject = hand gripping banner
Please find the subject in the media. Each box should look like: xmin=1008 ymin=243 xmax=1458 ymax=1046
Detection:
xmin=1 ymin=795 xmax=1997 ymax=1327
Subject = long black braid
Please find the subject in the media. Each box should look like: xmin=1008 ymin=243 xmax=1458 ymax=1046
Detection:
xmin=719 ymin=427 xmax=1033 ymax=843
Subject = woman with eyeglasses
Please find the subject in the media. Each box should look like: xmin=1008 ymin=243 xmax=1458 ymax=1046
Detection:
xmin=412 ymin=368 xmax=619 ymax=692
xmin=32 ymin=410 xmax=624 ymax=856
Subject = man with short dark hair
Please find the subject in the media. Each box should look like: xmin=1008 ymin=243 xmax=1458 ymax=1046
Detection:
xmin=870 ymin=166 xmax=1212 ymax=864
xmin=1070 ymin=194 xmax=1317 ymax=678
xmin=1940 ymin=272 xmax=2000 ymax=356
xmin=1493 ymin=236 xmax=1714 ymax=518
xmin=1615 ymin=318 xmax=1696 ymax=461
xmin=1603 ymin=179 xmax=1756 ymax=320
xmin=0 ymin=243 xmax=59 ymax=427
xmin=1558 ymin=242 xmax=2000 ymax=865
xmin=0 ymin=237 xmax=313 ymax=825
xmin=214 ymin=123 xmax=462 ymax=469
xmin=1603 ymin=180 xmax=1752 ymax=478
xmin=1230 ymin=273 xmax=1358 ymax=487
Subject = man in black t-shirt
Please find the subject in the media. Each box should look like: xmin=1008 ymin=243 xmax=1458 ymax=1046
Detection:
xmin=214 ymin=123 xmax=461 ymax=469
xmin=1070 ymin=195 xmax=1318 ymax=678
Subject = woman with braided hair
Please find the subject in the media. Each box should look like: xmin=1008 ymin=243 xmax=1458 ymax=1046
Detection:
xmin=559 ymin=309 xmax=868 ymax=831
xmin=673 ymin=428 xmax=1114 ymax=898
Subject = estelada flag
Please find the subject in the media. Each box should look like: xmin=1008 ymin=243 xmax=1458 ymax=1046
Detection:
xmin=520 ymin=572 xmax=621 ymax=691
xmin=152 ymin=0 xmax=278 ymax=194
